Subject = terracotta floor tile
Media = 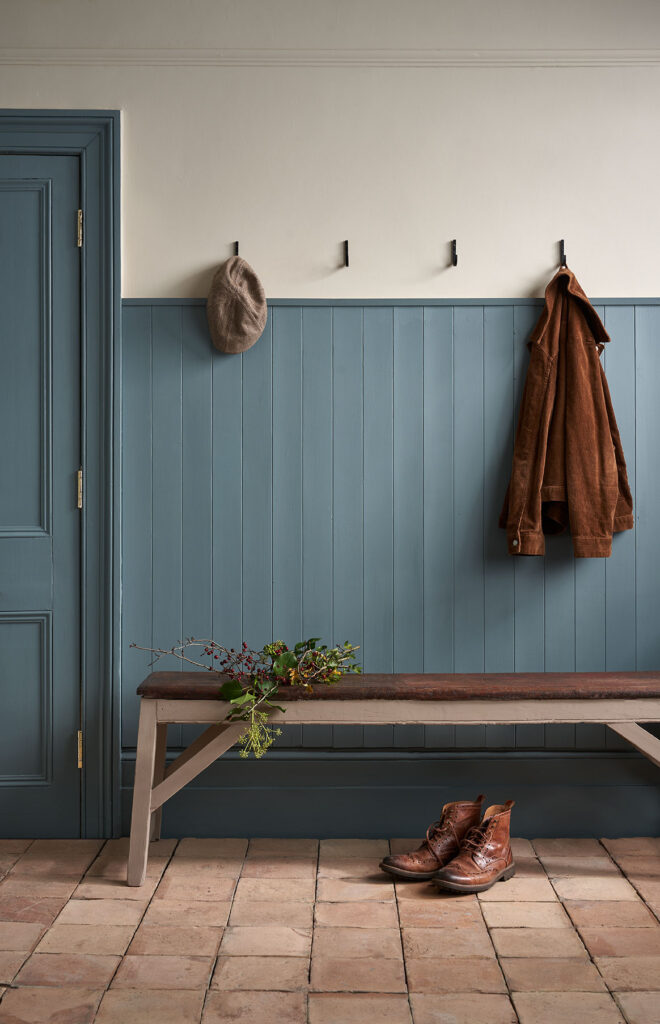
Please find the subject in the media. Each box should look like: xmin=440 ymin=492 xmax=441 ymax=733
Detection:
xmin=513 ymin=858 xmax=546 ymax=878
xmin=318 ymin=857 xmax=379 ymax=879
xmin=0 ymin=985 xmax=103 ymax=1023
xmin=0 ymin=949 xmax=29 ymax=982
xmin=15 ymin=952 xmax=121 ymax=987
xmin=55 ymin=898 xmax=147 ymax=926
xmin=317 ymin=878 xmax=394 ymax=903
xmin=512 ymin=991 xmax=625 ymax=1023
xmin=541 ymin=855 xmax=621 ymax=878
xmin=602 ymin=838 xmax=660 ymax=859
xmin=410 ymin=992 xmax=517 ymax=1024
xmin=162 ymin=858 xmax=243 ymax=879
xmin=613 ymin=855 xmax=660 ymax=880
xmin=212 ymin=955 xmax=309 ymax=991
xmin=0 ymin=878 xmax=78 ymax=899
xmin=202 ymin=989 xmax=307 ymax=1023
xmin=36 ymin=922 xmax=134 ymax=955
xmin=0 ymin=895 xmax=66 ymax=926
xmin=74 ymin=877 xmax=159 ymax=901
xmin=229 ymin=900 xmax=313 ymax=928
xmin=314 ymin=902 xmax=399 ymax=929
xmin=595 ymin=956 xmax=660 ymax=990
xmin=128 ymin=923 xmax=223 ymax=955
xmin=154 ymin=874 xmax=235 ymax=902
xmin=477 ymin=877 xmax=557 ymax=902
xmin=615 ymin=991 xmax=660 ymax=1024
xmin=175 ymin=837 xmax=248 ymax=859
xmin=388 ymin=839 xmax=421 ymax=856
xmin=247 ymin=839 xmax=317 ymax=858
xmin=142 ymin=898 xmax=231 ymax=927
xmin=220 ymin=925 xmax=311 ymax=957
xmin=95 ymin=988 xmax=205 ymax=1024
xmin=394 ymin=882 xmax=444 ymax=902
xmin=532 ymin=839 xmax=607 ymax=858
xmin=564 ymin=898 xmax=657 ymax=929
xmin=552 ymin=876 xmax=638 ymax=901
xmin=313 ymin=926 xmax=402 ymax=960
xmin=310 ymin=956 xmax=406 ymax=992
xmin=511 ymin=838 xmax=536 ymax=859
xmin=402 ymin=925 xmax=493 ymax=959
xmin=240 ymin=858 xmax=317 ymax=879
xmin=308 ymin=993 xmax=412 ymax=1024
xmin=234 ymin=878 xmax=315 ymax=903
xmin=481 ymin=901 xmax=570 ymax=929
xmin=500 ymin=956 xmax=606 ymax=991
xmin=396 ymin=898 xmax=483 ymax=928
xmin=490 ymin=925 xmax=587 ymax=958
xmin=0 ymin=841 xmax=32 ymax=857
xmin=630 ymin=879 xmax=660 ymax=904
xmin=580 ymin=926 xmax=660 ymax=957
xmin=406 ymin=957 xmax=506 ymax=993
xmin=319 ymin=839 xmax=389 ymax=859
xmin=11 ymin=841 xmax=103 ymax=878
xmin=0 ymin=920 xmax=44 ymax=951
xmin=111 ymin=953 xmax=213 ymax=989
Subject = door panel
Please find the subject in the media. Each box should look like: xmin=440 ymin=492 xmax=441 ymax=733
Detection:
xmin=0 ymin=155 xmax=81 ymax=836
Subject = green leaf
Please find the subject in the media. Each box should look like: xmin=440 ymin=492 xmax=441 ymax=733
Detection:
xmin=220 ymin=680 xmax=243 ymax=700
xmin=273 ymin=651 xmax=297 ymax=673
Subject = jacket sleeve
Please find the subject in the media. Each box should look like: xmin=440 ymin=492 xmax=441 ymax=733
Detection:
xmin=499 ymin=345 xmax=555 ymax=555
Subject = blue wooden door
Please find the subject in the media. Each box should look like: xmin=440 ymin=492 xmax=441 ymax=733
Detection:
xmin=0 ymin=154 xmax=81 ymax=836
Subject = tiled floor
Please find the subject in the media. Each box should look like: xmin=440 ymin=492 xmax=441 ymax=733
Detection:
xmin=0 ymin=836 xmax=659 ymax=1022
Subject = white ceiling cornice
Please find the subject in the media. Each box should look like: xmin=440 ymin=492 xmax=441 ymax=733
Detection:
xmin=1 ymin=47 xmax=659 ymax=68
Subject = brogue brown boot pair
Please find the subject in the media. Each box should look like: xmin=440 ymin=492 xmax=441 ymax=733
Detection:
xmin=379 ymin=794 xmax=484 ymax=881
xmin=379 ymin=796 xmax=516 ymax=895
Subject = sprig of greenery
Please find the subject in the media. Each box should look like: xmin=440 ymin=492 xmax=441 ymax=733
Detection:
xmin=130 ymin=636 xmax=361 ymax=758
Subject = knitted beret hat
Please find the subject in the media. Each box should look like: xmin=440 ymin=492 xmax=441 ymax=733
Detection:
xmin=207 ymin=256 xmax=267 ymax=354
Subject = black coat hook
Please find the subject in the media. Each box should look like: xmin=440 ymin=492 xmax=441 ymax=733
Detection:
xmin=559 ymin=239 xmax=567 ymax=267
xmin=234 ymin=241 xmax=240 ymax=257
xmin=344 ymin=240 xmax=349 ymax=268
xmin=451 ymin=239 xmax=458 ymax=267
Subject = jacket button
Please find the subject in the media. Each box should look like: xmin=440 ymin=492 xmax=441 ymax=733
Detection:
xmin=512 ymin=539 xmax=519 ymax=547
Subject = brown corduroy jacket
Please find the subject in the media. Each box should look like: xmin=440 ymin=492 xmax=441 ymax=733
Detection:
xmin=500 ymin=268 xmax=633 ymax=558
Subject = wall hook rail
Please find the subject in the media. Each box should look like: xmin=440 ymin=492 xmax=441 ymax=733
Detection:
xmin=451 ymin=239 xmax=458 ymax=267
xmin=559 ymin=239 xmax=567 ymax=267
xmin=344 ymin=240 xmax=349 ymax=268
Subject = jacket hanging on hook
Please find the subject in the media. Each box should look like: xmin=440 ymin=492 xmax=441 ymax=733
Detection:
xmin=499 ymin=267 xmax=633 ymax=557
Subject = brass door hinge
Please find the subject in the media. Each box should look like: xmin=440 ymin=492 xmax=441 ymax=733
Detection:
xmin=77 ymin=209 xmax=83 ymax=248
xmin=77 ymin=730 xmax=83 ymax=769
xmin=76 ymin=467 xmax=83 ymax=510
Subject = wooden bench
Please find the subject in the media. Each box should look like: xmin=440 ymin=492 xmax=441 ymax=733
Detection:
xmin=127 ymin=671 xmax=660 ymax=885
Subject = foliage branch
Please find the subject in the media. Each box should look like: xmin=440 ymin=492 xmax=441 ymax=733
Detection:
xmin=130 ymin=637 xmax=361 ymax=757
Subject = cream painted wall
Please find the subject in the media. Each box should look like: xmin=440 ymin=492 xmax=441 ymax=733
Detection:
xmin=2 ymin=1 xmax=660 ymax=298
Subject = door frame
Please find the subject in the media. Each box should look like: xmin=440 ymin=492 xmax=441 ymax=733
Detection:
xmin=0 ymin=110 xmax=120 ymax=837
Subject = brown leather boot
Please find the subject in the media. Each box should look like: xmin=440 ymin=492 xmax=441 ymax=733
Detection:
xmin=379 ymin=795 xmax=484 ymax=880
xmin=432 ymin=800 xmax=516 ymax=894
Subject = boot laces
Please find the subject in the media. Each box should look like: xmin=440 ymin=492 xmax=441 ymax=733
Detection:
xmin=424 ymin=808 xmax=460 ymax=850
xmin=462 ymin=820 xmax=494 ymax=854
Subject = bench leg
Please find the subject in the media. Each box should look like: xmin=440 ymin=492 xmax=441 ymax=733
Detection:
xmin=127 ymin=700 xmax=158 ymax=886
xmin=149 ymin=724 xmax=168 ymax=842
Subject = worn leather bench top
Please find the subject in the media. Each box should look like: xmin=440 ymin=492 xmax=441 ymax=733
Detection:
xmin=137 ymin=671 xmax=660 ymax=701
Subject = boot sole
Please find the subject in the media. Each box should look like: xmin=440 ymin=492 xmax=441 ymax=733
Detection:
xmin=432 ymin=863 xmax=516 ymax=894
xmin=378 ymin=861 xmax=439 ymax=881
